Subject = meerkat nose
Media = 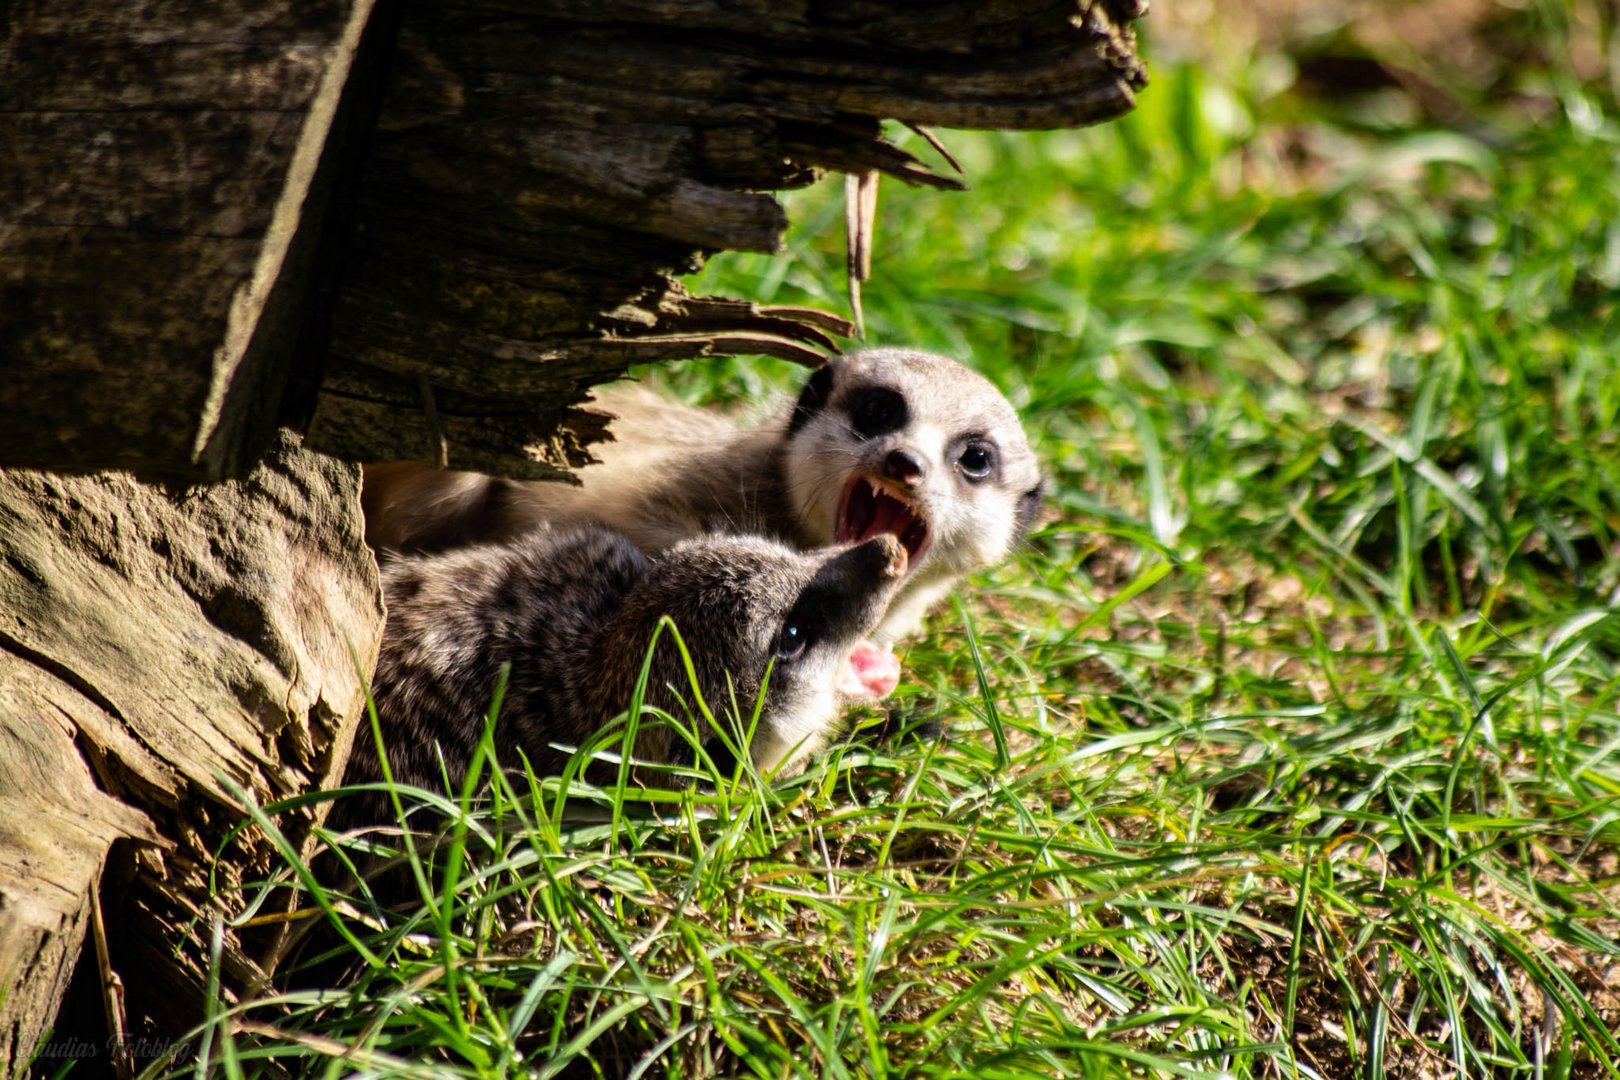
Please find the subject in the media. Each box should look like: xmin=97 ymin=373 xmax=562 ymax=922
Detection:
xmin=883 ymin=448 xmax=925 ymax=486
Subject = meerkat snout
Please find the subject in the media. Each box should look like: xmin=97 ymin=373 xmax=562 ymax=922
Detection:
xmin=616 ymin=531 xmax=907 ymax=771
xmin=883 ymin=448 xmax=926 ymax=487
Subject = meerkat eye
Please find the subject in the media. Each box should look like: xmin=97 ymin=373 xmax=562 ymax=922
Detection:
xmin=958 ymin=441 xmax=996 ymax=481
xmin=776 ymin=619 xmax=811 ymax=661
xmin=850 ymin=387 xmax=908 ymax=438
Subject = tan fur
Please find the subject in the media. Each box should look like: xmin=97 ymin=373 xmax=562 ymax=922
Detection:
xmin=362 ymin=387 xmax=793 ymax=553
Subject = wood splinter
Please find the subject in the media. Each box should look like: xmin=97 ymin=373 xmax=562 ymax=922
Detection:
xmin=844 ymin=170 xmax=880 ymax=340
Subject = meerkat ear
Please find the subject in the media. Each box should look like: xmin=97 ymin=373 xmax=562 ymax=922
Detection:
xmin=787 ymin=363 xmax=837 ymax=436
xmin=1014 ymin=477 xmax=1047 ymax=541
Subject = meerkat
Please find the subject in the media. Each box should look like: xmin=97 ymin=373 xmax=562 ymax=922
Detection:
xmin=334 ymin=527 xmax=907 ymax=829
xmin=363 ymin=348 xmax=1043 ymax=644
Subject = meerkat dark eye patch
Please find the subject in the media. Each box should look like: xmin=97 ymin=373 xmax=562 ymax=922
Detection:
xmin=850 ymin=386 xmax=908 ymax=438
xmin=787 ymin=365 xmax=836 ymax=436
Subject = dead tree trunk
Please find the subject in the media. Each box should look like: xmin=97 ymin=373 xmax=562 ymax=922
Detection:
xmin=0 ymin=0 xmax=1143 ymax=1065
xmin=2 ymin=0 xmax=397 ymax=1064
xmin=306 ymin=0 xmax=1149 ymax=476
xmin=0 ymin=434 xmax=383 ymax=1071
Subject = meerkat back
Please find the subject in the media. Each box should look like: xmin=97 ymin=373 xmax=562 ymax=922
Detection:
xmin=361 ymin=383 xmax=768 ymax=554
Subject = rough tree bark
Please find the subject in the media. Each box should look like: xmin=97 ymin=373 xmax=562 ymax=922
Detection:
xmin=2 ymin=1 xmax=396 ymax=1066
xmin=307 ymin=0 xmax=1149 ymax=477
xmin=0 ymin=0 xmax=392 ymax=483
xmin=0 ymin=435 xmax=383 ymax=1072
xmin=0 ymin=0 xmax=1143 ymax=1066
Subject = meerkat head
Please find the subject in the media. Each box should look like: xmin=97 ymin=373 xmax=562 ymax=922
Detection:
xmin=603 ymin=532 xmax=908 ymax=774
xmin=780 ymin=348 xmax=1043 ymax=636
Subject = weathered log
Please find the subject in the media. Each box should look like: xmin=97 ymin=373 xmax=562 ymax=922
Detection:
xmin=0 ymin=433 xmax=383 ymax=1071
xmin=0 ymin=0 xmax=390 ymax=482
xmin=1 ymin=0 xmax=1143 ymax=482
xmin=306 ymin=0 xmax=1147 ymax=475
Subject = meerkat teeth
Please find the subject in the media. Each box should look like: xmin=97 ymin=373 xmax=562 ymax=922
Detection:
xmin=837 ymin=477 xmax=929 ymax=562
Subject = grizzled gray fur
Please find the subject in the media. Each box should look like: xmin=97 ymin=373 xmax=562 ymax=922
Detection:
xmin=334 ymin=526 xmax=905 ymax=829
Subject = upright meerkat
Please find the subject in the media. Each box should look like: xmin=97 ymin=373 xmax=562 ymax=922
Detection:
xmin=363 ymin=348 xmax=1043 ymax=643
xmin=335 ymin=527 xmax=907 ymax=828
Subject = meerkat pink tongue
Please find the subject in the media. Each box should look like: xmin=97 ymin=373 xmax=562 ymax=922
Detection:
xmin=838 ymin=639 xmax=901 ymax=700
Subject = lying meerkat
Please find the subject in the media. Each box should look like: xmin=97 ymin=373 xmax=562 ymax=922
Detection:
xmin=334 ymin=527 xmax=907 ymax=827
xmin=363 ymin=348 xmax=1043 ymax=644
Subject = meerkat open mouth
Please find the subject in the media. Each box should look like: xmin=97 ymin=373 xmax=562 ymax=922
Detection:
xmin=836 ymin=476 xmax=929 ymax=567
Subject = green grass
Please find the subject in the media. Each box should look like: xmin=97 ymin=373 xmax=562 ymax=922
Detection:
xmin=156 ymin=6 xmax=1620 ymax=1077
